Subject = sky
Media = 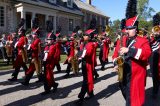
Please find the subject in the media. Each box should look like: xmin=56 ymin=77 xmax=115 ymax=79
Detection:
xmin=81 ymin=0 xmax=160 ymax=21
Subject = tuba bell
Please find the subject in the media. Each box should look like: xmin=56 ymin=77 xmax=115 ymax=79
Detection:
xmin=152 ymin=25 xmax=160 ymax=34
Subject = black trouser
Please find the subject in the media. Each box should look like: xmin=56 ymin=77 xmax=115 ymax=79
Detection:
xmin=99 ymin=50 xmax=105 ymax=68
xmin=94 ymin=68 xmax=98 ymax=77
xmin=7 ymin=49 xmax=18 ymax=65
xmin=78 ymin=60 xmax=93 ymax=99
xmin=56 ymin=63 xmax=61 ymax=72
xmin=12 ymin=63 xmax=28 ymax=78
xmin=150 ymin=51 xmax=160 ymax=95
xmin=66 ymin=63 xmax=72 ymax=75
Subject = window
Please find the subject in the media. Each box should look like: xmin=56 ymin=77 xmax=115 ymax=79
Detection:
xmin=48 ymin=0 xmax=56 ymax=4
xmin=101 ymin=17 xmax=105 ymax=26
xmin=86 ymin=13 xmax=90 ymax=25
xmin=67 ymin=0 xmax=73 ymax=8
xmin=56 ymin=16 xmax=59 ymax=28
xmin=69 ymin=19 xmax=73 ymax=31
xmin=48 ymin=16 xmax=54 ymax=30
xmin=0 ymin=6 xmax=4 ymax=27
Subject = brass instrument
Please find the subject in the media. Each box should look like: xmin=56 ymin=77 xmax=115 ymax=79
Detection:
xmin=5 ymin=41 xmax=12 ymax=57
xmin=138 ymin=30 xmax=144 ymax=37
xmin=70 ymin=40 xmax=79 ymax=75
xmin=116 ymin=32 xmax=124 ymax=82
xmin=152 ymin=25 xmax=160 ymax=34
xmin=105 ymin=25 xmax=111 ymax=35
xmin=71 ymin=54 xmax=79 ymax=74
xmin=140 ymin=27 xmax=160 ymax=38
xmin=34 ymin=42 xmax=42 ymax=75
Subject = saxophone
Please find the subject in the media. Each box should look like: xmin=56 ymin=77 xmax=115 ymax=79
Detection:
xmin=116 ymin=33 xmax=124 ymax=82
xmin=70 ymin=40 xmax=79 ymax=74
xmin=5 ymin=41 xmax=12 ymax=57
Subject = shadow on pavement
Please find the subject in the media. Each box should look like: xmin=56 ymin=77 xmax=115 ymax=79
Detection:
xmin=0 ymin=81 xmax=43 ymax=96
xmin=144 ymin=87 xmax=160 ymax=106
xmin=4 ymin=71 xmax=117 ymax=106
xmin=61 ymin=82 xmax=119 ymax=106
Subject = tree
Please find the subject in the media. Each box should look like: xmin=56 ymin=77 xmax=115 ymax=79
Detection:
xmin=137 ymin=0 xmax=155 ymax=20
xmin=111 ymin=19 xmax=121 ymax=32
xmin=138 ymin=20 xmax=152 ymax=31
xmin=109 ymin=20 xmax=121 ymax=42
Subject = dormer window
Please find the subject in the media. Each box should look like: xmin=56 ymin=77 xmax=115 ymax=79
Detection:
xmin=48 ymin=0 xmax=56 ymax=4
xmin=67 ymin=0 xmax=73 ymax=8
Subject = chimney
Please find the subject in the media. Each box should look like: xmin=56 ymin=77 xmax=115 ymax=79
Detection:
xmin=86 ymin=0 xmax=91 ymax=5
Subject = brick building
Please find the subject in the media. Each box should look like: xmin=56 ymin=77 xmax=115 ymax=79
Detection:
xmin=0 ymin=0 xmax=109 ymax=35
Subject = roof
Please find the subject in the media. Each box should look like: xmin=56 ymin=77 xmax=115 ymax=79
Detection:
xmin=16 ymin=0 xmax=83 ymax=16
xmin=74 ymin=0 xmax=109 ymax=18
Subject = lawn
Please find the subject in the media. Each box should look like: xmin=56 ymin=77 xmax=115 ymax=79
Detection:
xmin=0 ymin=49 xmax=113 ymax=71
xmin=0 ymin=55 xmax=67 ymax=71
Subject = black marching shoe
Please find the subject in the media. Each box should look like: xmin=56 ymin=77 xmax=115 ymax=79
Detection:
xmin=63 ymin=73 xmax=70 ymax=78
xmin=53 ymin=83 xmax=59 ymax=92
xmin=75 ymin=99 xmax=84 ymax=106
xmin=94 ymin=74 xmax=99 ymax=80
xmin=85 ymin=93 xmax=94 ymax=100
xmin=21 ymin=81 xmax=29 ymax=86
xmin=41 ymin=90 xmax=51 ymax=96
xmin=36 ymin=73 xmax=44 ymax=83
xmin=101 ymin=66 xmax=105 ymax=71
xmin=8 ymin=77 xmax=17 ymax=82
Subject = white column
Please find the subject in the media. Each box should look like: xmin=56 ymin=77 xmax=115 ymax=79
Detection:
xmin=31 ymin=12 xmax=36 ymax=28
xmin=21 ymin=10 xmax=26 ymax=28
xmin=21 ymin=10 xmax=25 ymax=18
xmin=45 ymin=14 xmax=49 ymax=22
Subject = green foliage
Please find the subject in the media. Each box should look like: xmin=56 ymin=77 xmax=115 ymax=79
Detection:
xmin=137 ymin=0 xmax=155 ymax=20
xmin=109 ymin=20 xmax=120 ymax=42
xmin=138 ymin=19 xmax=152 ymax=30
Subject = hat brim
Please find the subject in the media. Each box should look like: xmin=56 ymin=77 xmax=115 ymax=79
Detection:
xmin=126 ymin=26 xmax=136 ymax=30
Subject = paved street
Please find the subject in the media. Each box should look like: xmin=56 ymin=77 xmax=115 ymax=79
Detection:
xmin=0 ymin=57 xmax=160 ymax=106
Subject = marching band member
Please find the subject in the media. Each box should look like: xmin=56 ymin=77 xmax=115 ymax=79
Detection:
xmin=112 ymin=0 xmax=151 ymax=106
xmin=63 ymin=31 xmax=76 ymax=78
xmin=0 ymin=34 xmax=7 ymax=62
xmin=5 ymin=33 xmax=13 ymax=65
xmin=76 ymin=29 xmax=95 ymax=104
xmin=8 ymin=19 xmax=28 ymax=81
xmin=54 ymin=28 xmax=62 ymax=73
xmin=93 ymin=34 xmax=99 ymax=80
xmin=41 ymin=32 xmax=58 ymax=95
xmin=21 ymin=27 xmax=42 ymax=85
xmin=99 ymin=31 xmax=111 ymax=70
xmin=149 ymin=13 xmax=160 ymax=99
